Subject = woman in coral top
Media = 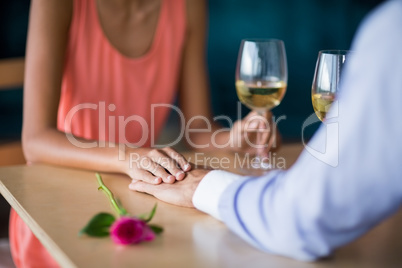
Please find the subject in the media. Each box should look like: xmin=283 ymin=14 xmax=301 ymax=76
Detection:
xmin=11 ymin=0 xmax=277 ymax=266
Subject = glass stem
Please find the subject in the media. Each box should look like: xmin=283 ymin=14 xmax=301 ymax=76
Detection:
xmin=254 ymin=110 xmax=274 ymax=170
xmin=256 ymin=110 xmax=267 ymax=159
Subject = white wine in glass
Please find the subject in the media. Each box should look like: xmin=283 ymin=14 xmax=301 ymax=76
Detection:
xmin=311 ymin=50 xmax=349 ymax=121
xmin=235 ymin=80 xmax=287 ymax=111
xmin=235 ymin=39 xmax=287 ymax=170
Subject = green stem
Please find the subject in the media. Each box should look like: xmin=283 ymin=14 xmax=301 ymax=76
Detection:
xmin=96 ymin=173 xmax=128 ymax=216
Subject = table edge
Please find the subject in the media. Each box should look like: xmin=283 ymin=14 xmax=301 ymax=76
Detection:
xmin=0 ymin=169 xmax=77 ymax=268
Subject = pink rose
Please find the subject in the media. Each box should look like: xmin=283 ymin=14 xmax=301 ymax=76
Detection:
xmin=110 ymin=217 xmax=155 ymax=245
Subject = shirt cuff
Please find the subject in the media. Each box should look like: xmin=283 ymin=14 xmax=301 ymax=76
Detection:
xmin=192 ymin=170 xmax=244 ymax=221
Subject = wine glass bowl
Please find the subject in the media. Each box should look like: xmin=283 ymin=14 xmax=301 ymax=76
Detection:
xmin=311 ymin=50 xmax=349 ymax=121
xmin=236 ymin=39 xmax=288 ymax=113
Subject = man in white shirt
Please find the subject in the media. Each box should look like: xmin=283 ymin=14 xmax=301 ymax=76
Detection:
xmin=129 ymin=0 xmax=402 ymax=261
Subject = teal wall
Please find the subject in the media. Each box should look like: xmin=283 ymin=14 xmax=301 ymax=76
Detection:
xmin=0 ymin=0 xmax=380 ymax=141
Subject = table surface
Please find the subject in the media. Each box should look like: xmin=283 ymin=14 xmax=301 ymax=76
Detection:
xmin=1 ymin=143 xmax=402 ymax=268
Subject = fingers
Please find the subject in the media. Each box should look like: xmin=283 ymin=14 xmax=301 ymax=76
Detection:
xmin=133 ymin=169 xmax=163 ymax=185
xmin=162 ymin=147 xmax=191 ymax=172
xmin=265 ymin=125 xmax=279 ymax=153
xmin=265 ymin=132 xmax=276 ymax=154
xmin=241 ymin=111 xmax=275 ymax=154
xmin=259 ymin=118 xmax=279 ymax=155
xmin=129 ymin=148 xmax=190 ymax=184
xmin=137 ymin=156 xmax=175 ymax=183
xmin=148 ymin=149 xmax=188 ymax=182
xmin=258 ymin=119 xmax=270 ymax=153
xmin=244 ymin=112 xmax=268 ymax=132
xmin=129 ymin=180 xmax=158 ymax=195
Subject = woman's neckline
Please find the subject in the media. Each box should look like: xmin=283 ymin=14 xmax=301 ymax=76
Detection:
xmin=92 ymin=0 xmax=165 ymax=62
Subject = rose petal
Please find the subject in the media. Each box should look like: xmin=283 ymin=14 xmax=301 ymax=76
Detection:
xmin=142 ymin=226 xmax=156 ymax=242
xmin=110 ymin=217 xmax=146 ymax=245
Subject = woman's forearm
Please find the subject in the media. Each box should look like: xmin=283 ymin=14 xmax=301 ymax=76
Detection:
xmin=22 ymin=128 xmax=128 ymax=175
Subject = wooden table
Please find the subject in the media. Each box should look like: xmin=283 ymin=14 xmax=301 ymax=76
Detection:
xmin=1 ymin=143 xmax=402 ymax=267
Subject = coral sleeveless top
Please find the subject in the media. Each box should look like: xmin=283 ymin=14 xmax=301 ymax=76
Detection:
xmin=58 ymin=0 xmax=186 ymax=145
xmin=10 ymin=0 xmax=186 ymax=266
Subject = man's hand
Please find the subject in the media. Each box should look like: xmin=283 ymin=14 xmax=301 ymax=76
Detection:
xmin=128 ymin=167 xmax=211 ymax=207
xmin=230 ymin=111 xmax=279 ymax=156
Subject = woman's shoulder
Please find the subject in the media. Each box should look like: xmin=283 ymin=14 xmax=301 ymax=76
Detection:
xmin=30 ymin=0 xmax=73 ymax=32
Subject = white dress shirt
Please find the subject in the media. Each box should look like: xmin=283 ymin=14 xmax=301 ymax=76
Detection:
xmin=193 ymin=0 xmax=402 ymax=261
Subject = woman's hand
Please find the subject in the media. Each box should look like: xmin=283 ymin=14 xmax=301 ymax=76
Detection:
xmin=229 ymin=111 xmax=279 ymax=156
xmin=124 ymin=147 xmax=191 ymax=185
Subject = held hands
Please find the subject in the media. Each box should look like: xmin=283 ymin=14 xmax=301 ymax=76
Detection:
xmin=122 ymin=112 xmax=278 ymax=186
xmin=124 ymin=147 xmax=191 ymax=185
xmin=129 ymin=165 xmax=211 ymax=207
xmin=229 ymin=111 xmax=278 ymax=155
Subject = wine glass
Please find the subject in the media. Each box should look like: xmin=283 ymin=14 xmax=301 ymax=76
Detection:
xmin=235 ymin=39 xmax=288 ymax=170
xmin=311 ymin=50 xmax=349 ymax=121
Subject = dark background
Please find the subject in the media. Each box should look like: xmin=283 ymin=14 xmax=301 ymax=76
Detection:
xmin=0 ymin=0 xmax=382 ymax=142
